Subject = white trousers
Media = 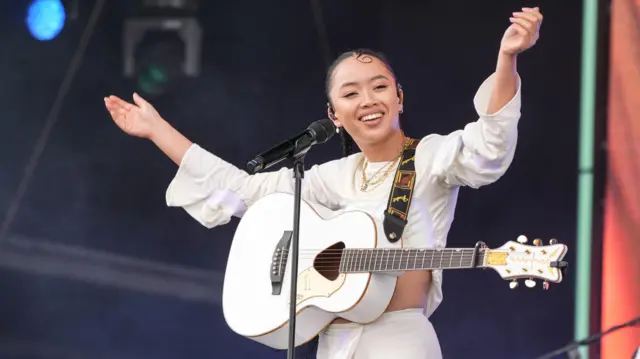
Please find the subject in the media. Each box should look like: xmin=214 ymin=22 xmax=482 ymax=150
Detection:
xmin=316 ymin=308 xmax=443 ymax=359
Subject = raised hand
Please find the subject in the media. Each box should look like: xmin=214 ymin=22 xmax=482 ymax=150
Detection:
xmin=104 ymin=93 xmax=162 ymax=139
xmin=500 ymin=7 xmax=543 ymax=56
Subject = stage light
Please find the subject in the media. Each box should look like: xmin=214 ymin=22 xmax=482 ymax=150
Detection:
xmin=122 ymin=0 xmax=202 ymax=96
xmin=26 ymin=0 xmax=66 ymax=41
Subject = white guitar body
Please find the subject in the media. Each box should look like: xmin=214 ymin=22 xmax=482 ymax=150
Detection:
xmin=222 ymin=192 xmax=397 ymax=350
xmin=221 ymin=193 xmax=570 ymax=350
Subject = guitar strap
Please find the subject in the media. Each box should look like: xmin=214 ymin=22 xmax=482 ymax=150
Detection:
xmin=383 ymin=137 xmax=419 ymax=243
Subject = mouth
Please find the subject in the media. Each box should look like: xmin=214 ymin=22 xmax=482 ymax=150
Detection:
xmin=358 ymin=112 xmax=384 ymax=124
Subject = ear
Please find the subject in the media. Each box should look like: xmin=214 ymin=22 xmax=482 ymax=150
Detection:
xmin=397 ymin=87 xmax=404 ymax=113
xmin=327 ymin=106 xmax=341 ymax=128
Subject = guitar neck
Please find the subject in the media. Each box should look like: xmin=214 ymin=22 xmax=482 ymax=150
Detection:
xmin=339 ymin=247 xmax=487 ymax=273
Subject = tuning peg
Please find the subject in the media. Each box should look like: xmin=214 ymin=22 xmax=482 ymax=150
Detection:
xmin=542 ymin=281 xmax=550 ymax=290
xmin=533 ymin=238 xmax=542 ymax=246
xmin=509 ymin=280 xmax=518 ymax=289
xmin=525 ymin=279 xmax=536 ymax=288
xmin=517 ymin=235 xmax=528 ymax=244
xmin=549 ymin=238 xmax=558 ymax=245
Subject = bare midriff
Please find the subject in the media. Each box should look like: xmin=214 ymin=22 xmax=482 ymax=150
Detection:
xmin=331 ymin=270 xmax=432 ymax=324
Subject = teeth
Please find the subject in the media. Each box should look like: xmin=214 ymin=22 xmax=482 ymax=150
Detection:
xmin=360 ymin=113 xmax=383 ymax=122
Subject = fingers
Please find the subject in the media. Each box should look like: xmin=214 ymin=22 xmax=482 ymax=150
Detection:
xmin=104 ymin=96 xmax=133 ymax=117
xmin=103 ymin=96 xmax=130 ymax=130
xmin=509 ymin=23 xmax=529 ymax=38
xmin=512 ymin=12 xmax=538 ymax=25
xmin=510 ymin=7 xmax=543 ymax=38
xmin=132 ymin=93 xmax=149 ymax=108
xmin=509 ymin=17 xmax=536 ymax=34
xmin=523 ymin=7 xmax=543 ymax=22
xmin=512 ymin=7 xmax=543 ymax=29
xmin=109 ymin=95 xmax=134 ymax=110
xmin=108 ymin=105 xmax=126 ymax=128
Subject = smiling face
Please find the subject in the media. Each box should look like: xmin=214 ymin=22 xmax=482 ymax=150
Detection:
xmin=327 ymin=54 xmax=404 ymax=148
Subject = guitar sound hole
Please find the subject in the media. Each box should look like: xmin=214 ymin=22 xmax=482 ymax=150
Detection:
xmin=313 ymin=242 xmax=345 ymax=281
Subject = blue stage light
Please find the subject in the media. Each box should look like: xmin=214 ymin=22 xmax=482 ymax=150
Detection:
xmin=26 ymin=0 xmax=66 ymax=41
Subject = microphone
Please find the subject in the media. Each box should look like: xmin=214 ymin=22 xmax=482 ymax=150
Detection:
xmin=246 ymin=118 xmax=336 ymax=174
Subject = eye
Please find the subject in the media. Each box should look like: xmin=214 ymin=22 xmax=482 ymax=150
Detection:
xmin=374 ymin=85 xmax=388 ymax=90
xmin=343 ymin=92 xmax=357 ymax=98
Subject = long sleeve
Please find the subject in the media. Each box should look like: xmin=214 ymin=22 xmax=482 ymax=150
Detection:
xmin=420 ymin=72 xmax=522 ymax=188
xmin=165 ymin=144 xmax=342 ymax=228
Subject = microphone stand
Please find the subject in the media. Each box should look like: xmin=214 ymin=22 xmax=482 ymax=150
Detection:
xmin=246 ymin=119 xmax=335 ymax=359
xmin=533 ymin=315 xmax=640 ymax=359
xmin=286 ymin=153 xmax=305 ymax=359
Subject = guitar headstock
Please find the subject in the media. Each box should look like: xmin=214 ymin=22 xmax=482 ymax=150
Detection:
xmin=483 ymin=235 xmax=569 ymax=290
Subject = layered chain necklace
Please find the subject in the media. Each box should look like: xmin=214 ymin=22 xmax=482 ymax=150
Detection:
xmin=357 ymin=137 xmax=410 ymax=192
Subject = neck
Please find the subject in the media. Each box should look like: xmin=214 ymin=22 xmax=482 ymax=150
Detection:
xmin=358 ymin=130 xmax=405 ymax=162
xmin=339 ymin=247 xmax=487 ymax=273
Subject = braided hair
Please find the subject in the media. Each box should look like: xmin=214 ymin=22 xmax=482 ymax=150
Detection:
xmin=325 ymin=49 xmax=400 ymax=157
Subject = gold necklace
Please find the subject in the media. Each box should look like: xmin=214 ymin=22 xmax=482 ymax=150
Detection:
xmin=358 ymin=138 xmax=409 ymax=192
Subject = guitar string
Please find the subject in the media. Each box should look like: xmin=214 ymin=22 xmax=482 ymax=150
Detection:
xmin=273 ymin=253 xmax=482 ymax=260
xmin=272 ymin=248 xmax=488 ymax=253
xmin=277 ymin=258 xmax=480 ymax=266
xmin=273 ymin=249 xmax=489 ymax=256
xmin=276 ymin=252 xmax=480 ymax=259
xmin=272 ymin=254 xmax=482 ymax=262
xmin=269 ymin=255 xmax=485 ymax=268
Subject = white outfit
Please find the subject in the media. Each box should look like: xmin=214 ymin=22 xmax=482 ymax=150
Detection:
xmin=317 ymin=309 xmax=442 ymax=359
xmin=165 ymin=72 xmax=521 ymax=358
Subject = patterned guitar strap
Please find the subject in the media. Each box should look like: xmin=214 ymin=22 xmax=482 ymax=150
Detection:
xmin=383 ymin=137 xmax=419 ymax=243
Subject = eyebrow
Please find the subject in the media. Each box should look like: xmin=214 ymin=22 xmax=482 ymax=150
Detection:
xmin=339 ymin=75 xmax=390 ymax=89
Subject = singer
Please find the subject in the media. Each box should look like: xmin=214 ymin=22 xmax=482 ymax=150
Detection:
xmin=104 ymin=7 xmax=542 ymax=359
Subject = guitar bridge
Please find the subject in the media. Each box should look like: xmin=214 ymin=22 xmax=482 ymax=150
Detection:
xmin=270 ymin=231 xmax=292 ymax=295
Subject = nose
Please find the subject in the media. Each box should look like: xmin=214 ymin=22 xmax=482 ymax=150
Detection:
xmin=360 ymin=89 xmax=378 ymax=108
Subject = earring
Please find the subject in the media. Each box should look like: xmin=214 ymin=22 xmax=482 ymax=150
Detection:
xmin=336 ymin=127 xmax=340 ymax=134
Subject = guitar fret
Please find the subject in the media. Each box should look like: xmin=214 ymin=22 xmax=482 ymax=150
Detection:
xmin=384 ymin=250 xmax=389 ymax=271
xmin=371 ymin=249 xmax=376 ymax=271
xmin=345 ymin=250 xmax=349 ymax=272
xmin=430 ymin=249 xmax=435 ymax=269
xmin=404 ymin=250 xmax=410 ymax=270
xmin=349 ymin=249 xmax=355 ymax=272
xmin=390 ymin=250 xmax=395 ymax=270
xmin=364 ymin=249 xmax=370 ymax=272
xmin=341 ymin=248 xmax=482 ymax=273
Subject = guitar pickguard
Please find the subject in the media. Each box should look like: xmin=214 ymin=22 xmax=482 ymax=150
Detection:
xmin=290 ymin=267 xmax=346 ymax=306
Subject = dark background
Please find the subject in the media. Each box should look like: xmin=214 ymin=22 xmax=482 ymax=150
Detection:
xmin=0 ymin=0 xmax=581 ymax=358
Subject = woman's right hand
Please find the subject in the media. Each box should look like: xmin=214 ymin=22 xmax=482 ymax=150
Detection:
xmin=104 ymin=93 xmax=162 ymax=139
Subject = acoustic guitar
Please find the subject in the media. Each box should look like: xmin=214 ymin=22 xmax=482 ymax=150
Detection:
xmin=221 ymin=192 xmax=569 ymax=349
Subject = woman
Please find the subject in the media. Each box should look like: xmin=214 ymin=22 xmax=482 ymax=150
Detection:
xmin=104 ymin=7 xmax=542 ymax=359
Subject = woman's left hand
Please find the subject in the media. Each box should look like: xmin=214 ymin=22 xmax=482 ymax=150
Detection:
xmin=500 ymin=7 xmax=543 ymax=56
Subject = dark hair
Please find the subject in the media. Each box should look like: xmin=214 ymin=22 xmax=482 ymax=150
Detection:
xmin=325 ymin=48 xmax=400 ymax=157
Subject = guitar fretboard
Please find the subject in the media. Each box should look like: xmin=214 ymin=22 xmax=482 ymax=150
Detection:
xmin=339 ymin=248 xmax=486 ymax=273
